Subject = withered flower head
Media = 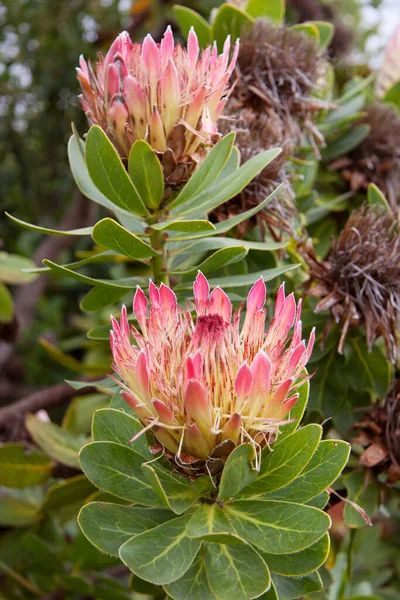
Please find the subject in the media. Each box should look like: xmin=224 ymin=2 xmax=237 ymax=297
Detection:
xmin=233 ymin=20 xmax=328 ymax=145
xmin=353 ymin=379 xmax=400 ymax=484
xmin=329 ymin=103 xmax=400 ymax=211
xmin=212 ymin=106 xmax=297 ymax=240
xmin=301 ymin=205 xmax=400 ymax=362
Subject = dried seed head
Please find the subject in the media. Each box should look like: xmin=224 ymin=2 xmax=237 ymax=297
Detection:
xmin=330 ymin=103 xmax=400 ymax=211
xmin=301 ymin=205 xmax=400 ymax=362
xmin=212 ymin=105 xmax=297 ymax=241
xmin=232 ymin=20 xmax=328 ymax=144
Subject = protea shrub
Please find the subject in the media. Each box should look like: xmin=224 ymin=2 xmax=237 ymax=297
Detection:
xmin=77 ymin=27 xmax=238 ymax=183
xmin=78 ymin=275 xmax=350 ymax=599
xmin=110 ymin=272 xmax=315 ymax=474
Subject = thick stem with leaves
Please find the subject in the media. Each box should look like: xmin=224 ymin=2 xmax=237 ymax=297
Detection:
xmin=149 ymin=226 xmax=169 ymax=286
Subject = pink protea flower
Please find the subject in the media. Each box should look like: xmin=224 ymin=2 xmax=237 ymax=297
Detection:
xmin=77 ymin=27 xmax=239 ymax=183
xmin=110 ymin=273 xmax=315 ymax=473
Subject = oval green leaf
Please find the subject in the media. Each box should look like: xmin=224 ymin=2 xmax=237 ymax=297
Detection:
xmin=85 ymin=125 xmax=148 ymax=216
xmin=0 ymin=444 xmax=52 ymax=488
xmin=225 ymin=500 xmax=331 ymax=554
xmin=79 ymin=441 xmax=164 ymax=507
xmin=262 ymin=533 xmax=330 ymax=576
xmin=119 ymin=514 xmax=201 ymax=585
xmin=78 ymin=502 xmax=175 ymax=556
xmin=218 ymin=443 xmax=257 ymax=501
xmin=128 ymin=140 xmax=164 ymax=209
xmin=92 ymin=218 xmax=157 ymax=260
xmin=204 ymin=541 xmax=271 ymax=600
xmin=241 ymin=424 xmax=322 ymax=497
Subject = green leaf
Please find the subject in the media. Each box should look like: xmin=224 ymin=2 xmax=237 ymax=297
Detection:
xmin=164 ymin=551 xmax=215 ymax=600
xmin=81 ymin=285 xmax=128 ymax=312
xmin=142 ymin=462 xmax=212 ymax=515
xmin=204 ymin=541 xmax=271 ymax=600
xmin=119 ymin=514 xmax=201 ymax=585
xmin=186 ymin=504 xmax=239 ymax=544
xmin=174 ymin=264 xmax=299 ymax=291
xmin=322 ymin=124 xmax=371 ymax=161
xmin=242 ymin=424 xmax=322 ymax=497
xmin=170 ymin=246 xmax=248 ymax=275
xmin=43 ymin=474 xmax=95 ymax=511
xmin=383 ymin=80 xmax=400 ymax=108
xmin=78 ymin=502 xmax=175 ymax=556
xmin=246 ymin=0 xmax=284 ymax=21
xmin=171 ymin=236 xmax=285 ymax=253
xmin=179 ymin=148 xmax=282 ymax=216
xmin=262 ymin=534 xmax=330 ymax=576
xmin=128 ymin=140 xmax=164 ymax=209
xmin=92 ymin=408 xmax=152 ymax=460
xmin=150 ymin=220 xmax=215 ymax=233
xmin=0 ymin=252 xmax=38 ymax=284
xmin=263 ymin=440 xmax=350 ymax=503
xmin=272 ymin=571 xmax=323 ymax=599
xmin=170 ymin=184 xmax=283 ymax=241
xmin=169 ymin=133 xmax=235 ymax=209
xmin=212 ymin=4 xmax=254 ymax=50
xmin=218 ymin=444 xmax=257 ymax=501
xmin=39 ymin=338 xmax=107 ymax=375
xmin=85 ymin=125 xmax=148 ymax=216
xmin=24 ymin=532 xmax=64 ymax=574
xmin=344 ymin=337 xmax=391 ymax=398
xmin=307 ymin=21 xmax=335 ymax=48
xmin=343 ymin=469 xmax=379 ymax=528
xmin=306 ymin=490 xmax=330 ymax=509
xmin=63 ymin=394 xmax=109 ymax=434
xmin=291 ymin=23 xmax=320 ymax=43
xmin=0 ymin=444 xmax=52 ymax=488
xmin=5 ymin=212 xmax=92 ymax=236
xmin=79 ymin=441 xmax=165 ymax=507
xmin=172 ymin=6 xmax=211 ymax=48
xmin=367 ymin=183 xmax=391 ymax=210
xmin=25 ymin=415 xmax=83 ymax=469
xmin=0 ymin=497 xmax=39 ymax=527
xmin=0 ymin=282 xmax=13 ymax=323
xmin=92 ymin=218 xmax=157 ymax=260
xmin=224 ymin=500 xmax=331 ymax=554
xmin=42 ymin=259 xmax=144 ymax=289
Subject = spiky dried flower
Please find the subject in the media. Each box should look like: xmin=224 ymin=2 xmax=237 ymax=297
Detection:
xmin=213 ymin=105 xmax=297 ymax=240
xmin=301 ymin=205 xmax=400 ymax=362
xmin=232 ymin=20 xmax=328 ymax=146
xmin=353 ymin=379 xmax=400 ymax=484
xmin=329 ymin=104 xmax=400 ymax=211
xmin=77 ymin=27 xmax=238 ymax=183
xmin=110 ymin=273 xmax=314 ymax=475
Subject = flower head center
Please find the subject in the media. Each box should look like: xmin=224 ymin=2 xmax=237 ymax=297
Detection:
xmin=194 ymin=313 xmax=228 ymax=345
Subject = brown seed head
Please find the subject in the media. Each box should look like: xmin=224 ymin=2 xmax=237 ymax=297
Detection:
xmin=301 ymin=205 xmax=400 ymax=361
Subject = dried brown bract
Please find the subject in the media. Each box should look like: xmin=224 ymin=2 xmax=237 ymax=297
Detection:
xmin=233 ymin=20 xmax=328 ymax=146
xmin=211 ymin=106 xmax=298 ymax=240
xmin=330 ymin=103 xmax=400 ymax=211
xmin=353 ymin=380 xmax=400 ymax=484
xmin=301 ymin=205 xmax=400 ymax=361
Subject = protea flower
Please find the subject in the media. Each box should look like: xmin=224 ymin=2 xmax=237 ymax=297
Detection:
xmin=110 ymin=273 xmax=315 ymax=474
xmin=301 ymin=205 xmax=400 ymax=362
xmin=77 ymin=27 xmax=239 ymax=183
xmin=376 ymin=24 xmax=400 ymax=99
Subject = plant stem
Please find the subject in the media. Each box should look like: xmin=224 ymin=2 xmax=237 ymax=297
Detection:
xmin=149 ymin=227 xmax=169 ymax=286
